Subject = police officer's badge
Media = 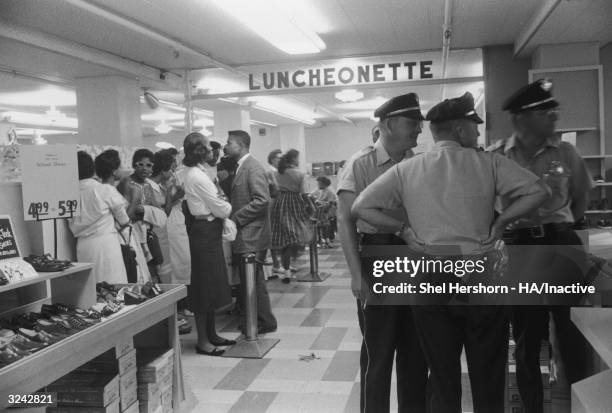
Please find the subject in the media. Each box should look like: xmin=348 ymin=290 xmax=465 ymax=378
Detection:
xmin=541 ymin=79 xmax=553 ymax=91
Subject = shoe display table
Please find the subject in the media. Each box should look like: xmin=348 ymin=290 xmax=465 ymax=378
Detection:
xmin=0 ymin=263 xmax=187 ymax=411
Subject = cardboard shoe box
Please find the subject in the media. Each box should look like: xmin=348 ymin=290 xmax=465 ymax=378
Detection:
xmin=77 ymin=349 xmax=137 ymax=376
xmin=120 ymin=367 xmax=138 ymax=411
xmin=122 ymin=400 xmax=139 ymax=413
xmin=136 ymin=349 xmax=174 ymax=384
xmin=47 ymin=399 xmax=120 ymax=413
xmin=47 ymin=374 xmax=119 ymax=407
xmin=137 ymin=382 xmax=159 ymax=401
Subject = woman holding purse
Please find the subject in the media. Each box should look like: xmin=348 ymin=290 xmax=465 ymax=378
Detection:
xmin=182 ymin=132 xmax=235 ymax=356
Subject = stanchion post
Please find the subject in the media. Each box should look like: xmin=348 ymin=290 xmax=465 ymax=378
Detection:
xmin=242 ymin=253 xmax=258 ymax=342
xmin=223 ymin=253 xmax=280 ymax=359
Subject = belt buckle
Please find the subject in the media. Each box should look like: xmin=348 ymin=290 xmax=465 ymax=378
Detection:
xmin=530 ymin=225 xmax=545 ymax=238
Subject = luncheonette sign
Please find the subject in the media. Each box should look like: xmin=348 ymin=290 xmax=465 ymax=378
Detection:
xmin=195 ymin=49 xmax=482 ymax=95
xmin=248 ymin=59 xmax=436 ymax=91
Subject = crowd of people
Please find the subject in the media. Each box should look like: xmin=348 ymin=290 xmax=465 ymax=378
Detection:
xmin=68 ymin=129 xmax=337 ymax=355
xmin=65 ymin=75 xmax=592 ymax=413
xmin=339 ymin=80 xmax=592 ymax=413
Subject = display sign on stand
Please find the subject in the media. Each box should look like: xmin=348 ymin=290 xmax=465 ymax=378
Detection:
xmin=0 ymin=215 xmax=37 ymax=285
xmin=20 ymin=145 xmax=80 ymax=221
xmin=20 ymin=145 xmax=80 ymax=258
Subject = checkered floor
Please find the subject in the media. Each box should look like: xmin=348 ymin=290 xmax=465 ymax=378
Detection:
xmin=178 ymin=240 xmax=581 ymax=413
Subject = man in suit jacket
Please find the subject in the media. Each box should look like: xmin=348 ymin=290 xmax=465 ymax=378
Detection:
xmin=225 ymin=130 xmax=277 ymax=334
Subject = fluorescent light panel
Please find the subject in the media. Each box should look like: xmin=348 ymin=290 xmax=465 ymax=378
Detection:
xmin=210 ymin=0 xmax=326 ymax=54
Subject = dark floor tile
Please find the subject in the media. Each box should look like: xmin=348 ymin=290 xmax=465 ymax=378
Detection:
xmin=294 ymin=286 xmax=332 ymax=308
xmin=343 ymin=382 xmax=361 ymax=413
xmin=322 ymin=350 xmax=361 ymax=382
xmin=310 ymin=327 xmax=348 ymax=350
xmin=215 ymin=359 xmax=271 ymax=391
xmin=300 ymin=308 xmax=335 ymax=327
xmin=227 ymin=391 xmax=277 ymax=413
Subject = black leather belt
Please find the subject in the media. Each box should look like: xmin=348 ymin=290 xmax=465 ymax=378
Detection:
xmin=360 ymin=233 xmax=405 ymax=246
xmin=505 ymin=222 xmax=573 ymax=239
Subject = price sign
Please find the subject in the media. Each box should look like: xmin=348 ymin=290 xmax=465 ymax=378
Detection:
xmin=0 ymin=215 xmax=20 ymax=260
xmin=20 ymin=145 xmax=80 ymax=221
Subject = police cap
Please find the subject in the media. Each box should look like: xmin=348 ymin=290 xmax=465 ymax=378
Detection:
xmin=374 ymin=93 xmax=424 ymax=121
xmin=502 ymin=79 xmax=559 ymax=113
xmin=425 ymin=92 xmax=484 ymax=124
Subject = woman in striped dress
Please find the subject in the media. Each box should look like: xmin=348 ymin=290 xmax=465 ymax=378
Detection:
xmin=270 ymin=149 xmax=314 ymax=283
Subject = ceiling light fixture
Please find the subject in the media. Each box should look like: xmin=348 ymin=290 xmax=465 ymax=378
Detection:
xmin=250 ymin=119 xmax=278 ymax=127
xmin=334 ymin=89 xmax=364 ymax=103
xmin=155 ymin=141 xmax=175 ymax=149
xmin=210 ymin=0 xmax=326 ymax=54
xmin=154 ymin=122 xmax=172 ymax=134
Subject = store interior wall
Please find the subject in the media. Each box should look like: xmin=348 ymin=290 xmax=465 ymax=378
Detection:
xmin=600 ymin=42 xmax=612 ymax=198
xmin=482 ymin=45 xmax=531 ymax=145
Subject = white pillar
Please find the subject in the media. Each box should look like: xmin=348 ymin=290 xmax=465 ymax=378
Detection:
xmin=213 ymin=107 xmax=250 ymax=145
xmin=75 ymin=76 xmax=142 ymax=147
xmin=279 ymin=124 xmax=306 ymax=171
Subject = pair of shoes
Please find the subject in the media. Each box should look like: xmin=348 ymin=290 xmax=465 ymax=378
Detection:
xmin=210 ymin=337 xmax=236 ymax=346
xmin=195 ymin=346 xmax=225 ymax=356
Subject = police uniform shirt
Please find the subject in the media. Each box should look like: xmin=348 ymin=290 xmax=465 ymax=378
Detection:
xmin=337 ymin=138 xmax=413 ymax=234
xmin=488 ymin=135 xmax=594 ymax=226
xmin=355 ymin=140 xmax=540 ymax=254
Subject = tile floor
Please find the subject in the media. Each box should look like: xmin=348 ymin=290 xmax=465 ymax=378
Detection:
xmin=176 ymin=235 xmax=608 ymax=412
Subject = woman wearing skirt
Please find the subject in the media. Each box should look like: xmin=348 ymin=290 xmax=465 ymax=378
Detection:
xmin=270 ymin=149 xmax=314 ymax=283
xmin=182 ymin=132 xmax=235 ymax=356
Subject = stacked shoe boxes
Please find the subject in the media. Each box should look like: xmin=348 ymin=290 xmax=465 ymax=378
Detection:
xmin=46 ymin=339 xmax=138 ymax=413
xmin=136 ymin=348 xmax=174 ymax=413
xmin=507 ymin=340 xmax=552 ymax=413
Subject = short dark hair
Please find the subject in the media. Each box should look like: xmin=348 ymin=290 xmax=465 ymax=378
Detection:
xmin=77 ymin=151 xmax=95 ymax=180
xmin=267 ymin=149 xmax=282 ymax=165
xmin=95 ymin=149 xmax=121 ymax=180
xmin=166 ymin=147 xmax=178 ymax=156
xmin=278 ymin=149 xmax=299 ymax=174
xmin=132 ymin=148 xmax=154 ymax=167
xmin=316 ymin=176 xmax=331 ymax=187
xmin=210 ymin=141 xmax=221 ymax=150
xmin=228 ymin=130 xmax=251 ymax=149
xmin=183 ymin=132 xmax=209 ymax=167
xmin=152 ymin=150 xmax=175 ymax=176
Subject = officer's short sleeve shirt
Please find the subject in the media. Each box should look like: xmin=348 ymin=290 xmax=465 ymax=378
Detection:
xmin=337 ymin=140 xmax=411 ymax=234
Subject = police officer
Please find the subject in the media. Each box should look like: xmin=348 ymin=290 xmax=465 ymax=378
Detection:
xmin=337 ymin=93 xmax=427 ymax=413
xmin=352 ymin=92 xmax=550 ymax=413
xmin=489 ymin=79 xmax=593 ymax=413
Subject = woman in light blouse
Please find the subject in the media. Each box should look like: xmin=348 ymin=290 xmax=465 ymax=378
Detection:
xmin=182 ymin=132 xmax=235 ymax=356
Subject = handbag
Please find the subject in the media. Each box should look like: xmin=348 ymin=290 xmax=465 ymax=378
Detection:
xmin=146 ymin=225 xmax=164 ymax=265
xmin=222 ymin=218 xmax=237 ymax=242
xmin=118 ymin=225 xmax=138 ymax=283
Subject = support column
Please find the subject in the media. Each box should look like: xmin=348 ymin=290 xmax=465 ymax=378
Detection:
xmin=279 ymin=124 xmax=306 ymax=171
xmin=213 ymin=107 xmax=250 ymax=143
xmin=75 ymin=76 xmax=143 ymax=147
